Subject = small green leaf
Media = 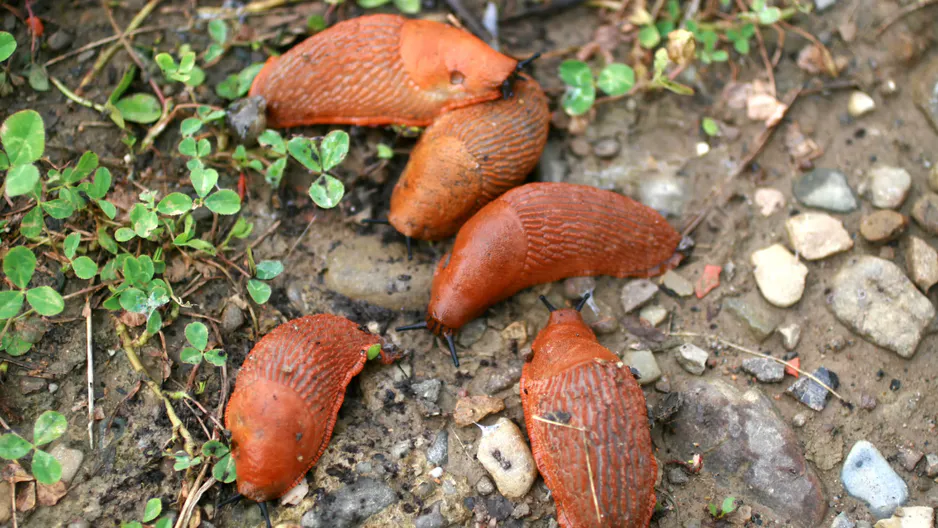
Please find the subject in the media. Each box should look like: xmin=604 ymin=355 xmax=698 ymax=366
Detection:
xmin=638 ymin=25 xmax=661 ymax=48
xmin=33 ymin=410 xmax=68 ymax=446
xmin=155 ymin=53 xmax=177 ymax=73
xmin=178 ymin=137 xmax=197 ymax=157
xmin=88 ymin=167 xmax=112 ymax=199
xmin=172 ymin=453 xmax=201 ymax=471
xmin=320 ymin=130 xmax=349 ymax=172
xmin=97 ymin=228 xmax=118 ymax=255
xmin=180 ymin=347 xmax=203 ymax=364
xmin=255 ymin=260 xmax=283 ymax=280
xmin=197 ymin=138 xmax=211 ymax=157
xmin=143 ymin=498 xmax=162 ymax=523
xmin=19 ymin=207 xmax=43 ymax=239
xmin=72 ymin=257 xmax=98 ymax=280
xmin=358 ymin=0 xmax=390 ymax=7
xmin=757 ymin=6 xmax=781 ymax=24
xmin=230 ymin=216 xmax=253 ymax=239
xmin=154 ymin=518 xmax=172 ymax=528
xmin=72 ymin=151 xmax=98 ymax=180
xmin=1 ymin=110 xmax=45 ymax=165
xmin=4 ymin=246 xmax=37 ymax=288
xmin=202 ymin=440 xmax=230 ymax=458
xmin=208 ymin=19 xmax=228 ymax=44
xmin=147 ymin=310 xmax=162 ymax=335
xmin=0 ymin=151 xmax=8 ymax=170
xmin=307 ymin=14 xmax=327 ymax=32
xmin=185 ymin=322 xmax=209 ymax=351
xmin=561 ymin=84 xmax=595 ymax=116
xmin=157 ymin=193 xmax=193 ymax=215
xmin=393 ymin=0 xmax=420 ymax=13
xmin=596 ymin=63 xmax=635 ymax=96
xmin=180 ymin=117 xmax=203 ymax=137
xmin=190 ymin=167 xmax=218 ymax=198
xmin=376 ymin=144 xmax=393 ymax=159
xmin=41 ymin=198 xmax=75 ymax=219
xmin=721 ymin=496 xmax=736 ymax=514
xmin=266 ymin=157 xmax=286 ymax=186
xmin=558 ymin=60 xmax=592 ymax=88
xmin=711 ymin=50 xmax=730 ymax=62
xmin=64 ymin=232 xmax=81 ymax=260
xmin=5 ymin=163 xmax=40 ymax=197
xmin=366 ymin=343 xmax=381 ymax=361
xmin=309 ymin=173 xmax=344 ymax=209
xmin=0 ymin=290 xmax=24 ymax=319
xmin=205 ymin=43 xmax=224 ymax=63
xmin=213 ymin=453 xmax=237 ymax=483
xmin=0 ymin=32 xmax=15 ymax=62
xmin=182 ymin=239 xmax=216 ymax=255
xmin=204 ymin=349 xmax=227 ymax=366
xmin=97 ymin=200 xmax=117 ymax=220
xmin=27 ymin=286 xmax=65 ymax=316
xmin=130 ymin=204 xmax=159 ymax=238
xmin=287 ymin=137 xmax=321 ymax=172
xmin=702 ymin=117 xmax=720 ymax=136
xmin=3 ymin=334 xmax=32 ymax=356
xmin=178 ymin=51 xmax=196 ymax=73
xmin=119 ymin=287 xmax=148 ymax=313
xmin=115 ymin=227 xmax=136 ymax=242
xmin=0 ymin=434 xmax=32 ymax=460
xmin=28 ymin=63 xmax=50 ymax=92
xmin=204 ymin=190 xmax=241 ymax=215
xmin=258 ymin=129 xmax=286 ymax=155
xmin=122 ymin=522 xmax=144 ymax=528
xmin=247 ymin=279 xmax=271 ymax=304
xmin=115 ymin=94 xmax=162 ymax=124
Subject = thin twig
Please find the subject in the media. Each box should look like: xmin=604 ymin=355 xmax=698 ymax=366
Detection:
xmin=78 ymin=0 xmax=161 ymax=92
xmin=231 ymin=220 xmax=281 ymax=261
xmin=44 ymin=25 xmax=166 ymax=67
xmin=285 ymin=215 xmax=316 ymax=260
xmin=174 ymin=463 xmax=214 ymax=528
xmin=102 ymin=0 xmax=166 ymax=107
xmin=84 ymin=299 xmax=94 ymax=449
xmin=875 ymin=0 xmax=938 ymax=36
xmin=532 ymin=416 xmax=600 ymax=523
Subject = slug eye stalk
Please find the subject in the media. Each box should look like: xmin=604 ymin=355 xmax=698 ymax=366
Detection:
xmin=501 ymin=51 xmax=542 ymax=99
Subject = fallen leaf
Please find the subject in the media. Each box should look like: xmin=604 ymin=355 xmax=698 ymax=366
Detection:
xmin=15 ymin=481 xmax=35 ymax=512
xmin=36 ymin=481 xmax=67 ymax=507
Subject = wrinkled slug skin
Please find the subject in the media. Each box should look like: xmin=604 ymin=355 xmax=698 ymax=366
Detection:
xmin=388 ymin=75 xmax=550 ymax=240
xmin=225 ymin=315 xmax=389 ymax=502
xmin=248 ymin=15 xmax=518 ymax=128
xmin=521 ymin=310 xmax=657 ymax=527
xmin=426 ymin=182 xmax=684 ymax=335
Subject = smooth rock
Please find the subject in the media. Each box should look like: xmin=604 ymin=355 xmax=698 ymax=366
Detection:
xmin=580 ymin=296 xmax=618 ymax=334
xmin=866 ymin=166 xmax=912 ymax=209
xmin=786 ymin=213 xmax=854 ymax=260
xmin=623 ymin=350 xmax=661 ymax=385
xmin=741 ymin=357 xmax=785 ymax=383
xmin=661 ymin=270 xmax=694 ymax=297
xmin=415 ymin=502 xmax=445 ymax=528
xmin=220 ymin=302 xmax=245 ymax=334
xmin=815 ymin=0 xmax=838 ymax=11
xmin=754 ymin=188 xmax=786 ymax=216
xmin=668 ymin=468 xmax=689 ymax=485
xmin=457 ymin=318 xmax=487 ymax=347
xmin=841 ymin=440 xmax=908 ymax=519
xmin=427 ymin=430 xmax=449 ymax=466
xmin=621 ymin=279 xmax=659 ymax=313
xmin=786 ymin=367 xmax=839 ymax=411
xmin=905 ymin=236 xmax=938 ymax=292
xmin=675 ymin=344 xmax=708 ymax=375
xmin=671 ymin=380 xmax=827 ymax=526
xmin=779 ymin=323 xmax=802 ymax=350
xmin=913 ymin=57 xmax=938 ymax=133
xmin=911 ymin=194 xmax=938 ymax=235
xmin=860 ymin=211 xmax=908 ymax=243
xmin=51 ymin=445 xmax=84 ymax=483
xmin=849 ymin=91 xmax=876 ymax=117
xmin=639 ymin=305 xmax=668 ymax=326
xmin=832 ymin=512 xmax=856 ymax=528
xmin=639 ymin=175 xmax=687 ymax=217
xmin=476 ymin=476 xmax=495 ymax=495
xmin=412 ymin=379 xmax=442 ymax=402
xmin=792 ymin=412 xmax=808 ymax=427
xmin=829 ymin=256 xmax=936 ymax=358
xmin=593 ymin=138 xmax=620 ymax=158
xmin=324 ymin=237 xmax=432 ymax=310
xmin=226 ymin=96 xmax=267 ymax=145
xmin=300 ymin=478 xmax=397 ymax=527
xmin=47 ymin=30 xmax=74 ymax=52
xmin=476 ymin=418 xmax=538 ymax=499
xmin=751 ymin=244 xmax=808 ymax=307
xmin=874 ymin=507 xmax=935 ymax=528
xmin=724 ymin=296 xmax=781 ymax=341
xmin=924 ymin=453 xmax=938 ymax=477
xmin=793 ymin=168 xmax=858 ymax=212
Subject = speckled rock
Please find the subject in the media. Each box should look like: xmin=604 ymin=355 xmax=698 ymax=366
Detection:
xmin=751 ymin=244 xmax=808 ymax=307
xmin=925 ymin=453 xmax=938 ymax=477
xmin=873 ymin=507 xmax=934 ymax=528
xmin=323 ymin=237 xmax=432 ymax=310
xmin=675 ymin=343 xmax=709 ymax=375
xmin=829 ymin=256 xmax=935 ymax=358
xmin=300 ymin=478 xmax=397 ymax=527
xmin=786 ymin=213 xmax=854 ymax=260
xmin=865 ymin=166 xmax=911 ymax=209
xmin=427 ymin=430 xmax=449 ymax=466
xmin=793 ymin=168 xmax=858 ymax=212
xmin=841 ymin=440 xmax=908 ymax=519
xmin=741 ymin=357 xmax=785 ymax=383
xmin=911 ymin=193 xmax=938 ymax=235
xmin=787 ymin=367 xmax=839 ymax=411
xmin=860 ymin=211 xmax=908 ymax=243
xmin=905 ymin=236 xmax=938 ymax=292
xmin=621 ymin=279 xmax=658 ymax=313
xmin=476 ymin=418 xmax=538 ymax=499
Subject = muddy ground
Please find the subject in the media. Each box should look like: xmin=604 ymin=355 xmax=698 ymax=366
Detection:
xmin=1 ymin=0 xmax=938 ymax=527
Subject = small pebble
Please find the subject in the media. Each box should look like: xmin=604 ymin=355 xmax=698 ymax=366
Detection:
xmin=412 ymin=379 xmax=443 ymax=403
xmin=639 ymin=175 xmax=687 ymax=217
xmin=226 ymin=96 xmax=267 ymax=145
xmin=695 ymin=265 xmax=722 ymax=298
xmin=904 ymin=236 xmax=938 ymax=292
xmin=841 ymin=440 xmax=909 ymax=518
xmin=476 ymin=476 xmax=495 ymax=495
xmin=860 ymin=393 xmax=878 ymax=410
xmin=792 ymin=412 xmax=809 ymax=428
xmin=754 ymin=187 xmax=786 ymax=216
xmin=562 ymin=277 xmax=595 ymax=300
xmin=654 ymin=376 xmax=671 ymax=393
xmin=792 ymin=168 xmax=858 ymax=212
xmin=668 ymin=468 xmax=689 ymax=485
xmin=860 ymin=211 xmax=908 ymax=243
xmin=50 ymin=446 xmax=84 ymax=484
xmin=453 ymin=395 xmax=505 ymax=427
xmin=569 ymin=138 xmax=591 ymax=157
xmin=620 ymin=279 xmax=658 ymax=313
xmin=724 ymin=296 xmax=781 ymax=341
xmin=623 ymin=350 xmax=661 ymax=385
xmin=786 ymin=367 xmax=839 ymax=411
xmin=500 ymin=322 xmax=527 ymax=345
xmin=929 ymin=165 xmax=938 ymax=193
xmin=675 ymin=344 xmax=708 ymax=375
xmin=476 ymin=418 xmax=538 ymax=499
xmin=848 ymin=91 xmax=876 ymax=117
xmin=751 ymin=244 xmax=808 ymax=307
xmin=660 ymin=270 xmax=694 ymax=297
xmin=786 ymin=212 xmax=854 ymax=260
xmin=457 ymin=319 xmax=488 ymax=347
xmin=427 ymin=430 xmax=449 ymax=466
xmin=593 ymin=138 xmax=620 ymax=158
xmin=911 ymin=193 xmax=938 ymax=236
xmin=639 ymin=305 xmax=668 ymax=327
xmin=414 ymin=502 xmax=445 ymax=528
xmin=779 ymin=323 xmax=803 ymax=351
xmin=898 ymin=448 xmax=923 ymax=472
xmin=741 ymin=357 xmax=785 ymax=383
xmin=695 ymin=142 xmax=710 ymax=156
xmin=873 ymin=506 xmax=934 ymax=528
xmin=831 ymin=512 xmax=856 ymax=528
xmin=923 ymin=453 xmax=938 ymax=477
xmin=866 ymin=165 xmax=911 ymax=209
xmin=46 ymin=30 xmax=74 ymax=52
xmin=428 ymin=467 xmax=444 ymax=479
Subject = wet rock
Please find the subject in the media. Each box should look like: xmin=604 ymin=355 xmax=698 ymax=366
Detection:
xmin=829 ymin=256 xmax=935 ymax=358
xmin=623 ymin=350 xmax=661 ymax=385
xmin=671 ymin=380 xmax=827 ymax=525
xmin=724 ymin=296 xmax=781 ymax=341
xmin=427 ymin=430 xmax=449 ymax=466
xmin=415 ymin=502 xmax=445 ymax=528
xmin=500 ymin=322 xmax=527 ymax=345
xmin=751 ymin=244 xmax=808 ymax=307
xmin=866 ymin=166 xmax=911 ymax=209
xmin=860 ymin=211 xmax=908 ymax=243
xmin=47 ymin=30 xmax=74 ymax=52
xmin=454 ymin=395 xmax=505 ymax=427
xmin=324 ymin=237 xmax=432 ymax=311
xmin=793 ymin=168 xmax=858 ymax=212
xmin=476 ymin=476 xmax=495 ymax=495
xmin=470 ymin=329 xmax=504 ymax=356
xmin=51 ymin=445 xmax=84 ymax=483
xmin=476 ymin=418 xmax=537 ymax=499
xmin=814 ymin=0 xmax=838 ymax=11
xmin=593 ymin=138 xmax=620 ymax=158
xmin=832 ymin=512 xmax=857 ymax=528
xmin=511 ymin=502 xmax=531 ymax=519
xmin=779 ymin=323 xmax=802 ymax=350
xmin=639 ymin=305 xmax=668 ymax=326
xmin=924 ymin=453 xmax=938 ymax=477
xmin=579 ymin=295 xmax=619 ymax=334
xmin=786 ymin=367 xmax=838 ymax=411
xmin=841 ymin=440 xmax=908 ymax=519
xmin=226 ymin=96 xmax=267 ymax=145
xmin=675 ymin=343 xmax=708 ymax=375
xmin=905 ymin=236 xmax=938 ymax=292
xmin=639 ymin=175 xmax=687 ymax=217
xmin=621 ymin=279 xmax=658 ymax=313
xmin=874 ymin=507 xmax=935 ymax=528
xmin=848 ymin=91 xmax=876 ymax=117
xmin=474 ymin=365 xmax=522 ymax=395
xmin=911 ymin=194 xmax=938 ymax=235
xmin=741 ymin=357 xmax=785 ymax=383
xmin=754 ymin=187 xmax=786 ymax=216
xmin=563 ymin=277 xmax=596 ymax=299
xmin=412 ymin=379 xmax=442 ymax=403
xmin=220 ymin=302 xmax=245 ymax=334
xmin=786 ymin=212 xmax=854 ymax=260
xmin=300 ymin=478 xmax=397 ymax=527
xmin=457 ymin=318 xmax=487 ymax=347
xmin=661 ymin=270 xmax=694 ymax=297
xmin=898 ymin=448 xmax=923 ymax=472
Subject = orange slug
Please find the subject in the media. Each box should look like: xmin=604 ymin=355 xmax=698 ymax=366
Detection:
xmin=521 ymin=297 xmax=657 ymax=527
xmin=396 ymin=182 xmax=685 ymax=365
xmin=387 ymin=74 xmax=550 ymax=241
xmin=248 ymin=14 xmax=519 ymax=128
xmin=224 ymin=314 xmax=397 ymax=522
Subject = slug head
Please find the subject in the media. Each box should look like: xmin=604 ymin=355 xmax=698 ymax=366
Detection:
xmin=526 ymin=308 xmax=621 ymax=381
xmin=400 ymin=20 xmax=517 ymax=106
xmin=226 ymin=381 xmax=324 ymax=502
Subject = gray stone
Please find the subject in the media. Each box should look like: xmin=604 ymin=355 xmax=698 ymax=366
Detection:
xmin=925 ymin=453 xmax=938 ymax=477
xmin=675 ymin=343 xmax=708 ymax=375
xmin=226 ymin=96 xmax=267 ymax=145
xmin=668 ymin=467 xmax=689 ymax=485
xmin=457 ymin=318 xmax=487 ymax=347
xmin=786 ymin=367 xmax=839 ymax=411
xmin=866 ymin=166 xmax=912 ymax=209
xmin=476 ymin=418 xmax=537 ymax=499
xmin=324 ymin=237 xmax=432 ymax=311
xmin=779 ymin=323 xmax=803 ymax=351
xmin=623 ymin=350 xmax=661 ymax=385
xmin=47 ymin=30 xmax=74 ymax=52
xmin=911 ymin=194 xmax=938 ymax=236
xmin=661 ymin=270 xmax=694 ymax=297
xmin=741 ymin=357 xmax=785 ymax=383
xmin=639 ymin=175 xmax=687 ymax=217
xmin=580 ymin=296 xmax=619 ymax=334
xmin=415 ymin=502 xmax=444 ymax=528
xmin=220 ymin=303 xmax=245 ymax=334
xmin=593 ymin=138 xmax=620 ymax=158
xmin=724 ymin=296 xmax=781 ymax=341
xmin=562 ymin=277 xmax=596 ymax=300
xmin=476 ymin=476 xmax=495 ymax=495
xmin=830 ymin=256 xmax=936 ymax=358
xmin=832 ymin=512 xmax=856 ymax=528
xmin=914 ymin=57 xmax=938 ymax=134
xmin=905 ymin=236 xmax=938 ymax=292
xmin=412 ymin=379 xmax=442 ymax=402
xmin=793 ymin=168 xmax=858 ymax=212
xmin=841 ymin=440 xmax=908 ymax=519
xmin=898 ymin=448 xmax=923 ymax=472
xmin=621 ymin=279 xmax=658 ymax=313
xmin=859 ymin=522 xmax=874 ymax=528
xmin=671 ymin=380 xmax=827 ymax=526
xmin=792 ymin=412 xmax=808 ymax=427
xmin=301 ymin=478 xmax=397 ymax=527
xmin=427 ymin=430 xmax=449 ymax=466
xmin=51 ymin=445 xmax=84 ymax=483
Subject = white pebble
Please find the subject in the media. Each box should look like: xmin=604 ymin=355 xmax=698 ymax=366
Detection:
xmin=848 ymin=91 xmax=875 ymax=117
xmin=786 ymin=213 xmax=854 ymax=260
xmin=476 ymin=418 xmax=537 ymax=499
xmin=751 ymin=244 xmax=808 ymax=307
xmin=754 ymin=188 xmax=786 ymax=216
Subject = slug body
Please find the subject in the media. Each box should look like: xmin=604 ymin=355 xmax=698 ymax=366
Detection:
xmin=388 ymin=75 xmax=550 ymax=240
xmin=225 ymin=315 xmax=394 ymax=502
xmin=521 ymin=309 xmax=657 ymax=527
xmin=426 ymin=182 xmax=684 ymax=336
xmin=248 ymin=15 xmax=518 ymax=128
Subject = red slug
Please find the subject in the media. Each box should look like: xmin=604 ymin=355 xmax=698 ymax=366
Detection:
xmin=224 ymin=314 xmax=396 ymax=508
xmin=397 ymin=182 xmax=685 ymax=365
xmin=388 ymin=74 xmax=550 ymax=241
xmin=248 ymin=14 xmax=519 ymax=128
xmin=521 ymin=297 xmax=657 ymax=527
